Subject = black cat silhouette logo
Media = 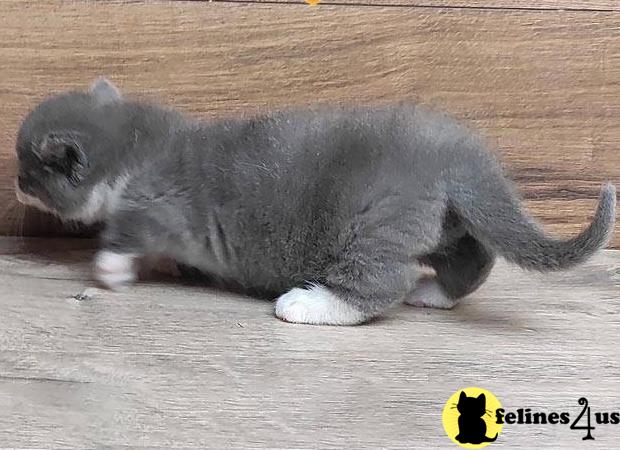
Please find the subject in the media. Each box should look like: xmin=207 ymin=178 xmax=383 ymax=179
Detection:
xmin=443 ymin=387 xmax=504 ymax=448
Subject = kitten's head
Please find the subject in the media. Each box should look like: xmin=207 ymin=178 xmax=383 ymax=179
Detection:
xmin=15 ymin=78 xmax=124 ymax=222
xmin=457 ymin=391 xmax=487 ymax=417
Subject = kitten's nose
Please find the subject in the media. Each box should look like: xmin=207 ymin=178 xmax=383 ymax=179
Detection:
xmin=16 ymin=175 xmax=32 ymax=195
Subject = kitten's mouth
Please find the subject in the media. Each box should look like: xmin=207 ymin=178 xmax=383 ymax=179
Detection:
xmin=14 ymin=181 xmax=53 ymax=213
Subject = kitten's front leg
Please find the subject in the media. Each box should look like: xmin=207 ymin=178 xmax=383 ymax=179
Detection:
xmin=94 ymin=211 xmax=150 ymax=290
xmin=94 ymin=250 xmax=138 ymax=290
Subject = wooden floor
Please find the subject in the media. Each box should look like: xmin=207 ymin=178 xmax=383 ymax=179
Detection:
xmin=0 ymin=238 xmax=619 ymax=448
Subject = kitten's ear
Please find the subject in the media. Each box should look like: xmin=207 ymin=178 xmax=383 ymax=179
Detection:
xmin=89 ymin=77 xmax=121 ymax=104
xmin=477 ymin=393 xmax=486 ymax=402
xmin=459 ymin=391 xmax=467 ymax=402
xmin=40 ymin=132 xmax=88 ymax=186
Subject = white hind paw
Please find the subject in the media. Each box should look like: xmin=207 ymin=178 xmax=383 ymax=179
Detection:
xmin=275 ymin=284 xmax=366 ymax=325
xmin=405 ymin=277 xmax=458 ymax=309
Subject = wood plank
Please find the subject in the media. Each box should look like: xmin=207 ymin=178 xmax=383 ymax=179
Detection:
xmin=225 ymin=0 xmax=620 ymax=11
xmin=0 ymin=1 xmax=618 ymax=247
xmin=0 ymin=237 xmax=619 ymax=447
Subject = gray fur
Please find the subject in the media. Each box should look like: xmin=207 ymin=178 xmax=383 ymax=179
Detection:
xmin=15 ymin=79 xmax=616 ymax=323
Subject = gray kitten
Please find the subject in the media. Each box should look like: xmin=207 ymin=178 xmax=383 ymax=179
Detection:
xmin=15 ymin=78 xmax=616 ymax=325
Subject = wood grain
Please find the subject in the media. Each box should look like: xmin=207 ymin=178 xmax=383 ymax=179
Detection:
xmin=0 ymin=1 xmax=618 ymax=247
xmin=225 ymin=0 xmax=620 ymax=11
xmin=0 ymin=237 xmax=619 ymax=448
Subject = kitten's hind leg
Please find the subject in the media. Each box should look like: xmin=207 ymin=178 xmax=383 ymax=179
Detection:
xmin=275 ymin=283 xmax=368 ymax=325
xmin=405 ymin=276 xmax=458 ymax=309
xmin=275 ymin=238 xmax=420 ymax=325
xmin=407 ymin=234 xmax=495 ymax=309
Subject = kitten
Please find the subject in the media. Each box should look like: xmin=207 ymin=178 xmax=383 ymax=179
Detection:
xmin=455 ymin=391 xmax=497 ymax=444
xmin=14 ymin=78 xmax=616 ymax=325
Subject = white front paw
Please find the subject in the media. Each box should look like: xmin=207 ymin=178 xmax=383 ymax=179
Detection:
xmin=275 ymin=284 xmax=366 ymax=326
xmin=94 ymin=251 xmax=137 ymax=290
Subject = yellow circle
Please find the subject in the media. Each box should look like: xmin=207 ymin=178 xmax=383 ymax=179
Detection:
xmin=442 ymin=387 xmax=504 ymax=448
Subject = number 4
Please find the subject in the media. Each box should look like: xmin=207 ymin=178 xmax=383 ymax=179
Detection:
xmin=570 ymin=397 xmax=595 ymax=440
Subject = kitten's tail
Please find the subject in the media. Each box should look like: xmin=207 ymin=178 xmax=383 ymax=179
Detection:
xmin=451 ymin=177 xmax=616 ymax=271
xmin=484 ymin=433 xmax=498 ymax=442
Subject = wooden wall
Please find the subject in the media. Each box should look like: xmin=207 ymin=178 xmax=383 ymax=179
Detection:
xmin=1 ymin=0 xmax=618 ymax=246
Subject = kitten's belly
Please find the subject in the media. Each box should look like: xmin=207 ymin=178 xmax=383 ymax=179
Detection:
xmin=168 ymin=233 xmax=313 ymax=295
xmin=169 ymin=238 xmax=233 ymax=281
